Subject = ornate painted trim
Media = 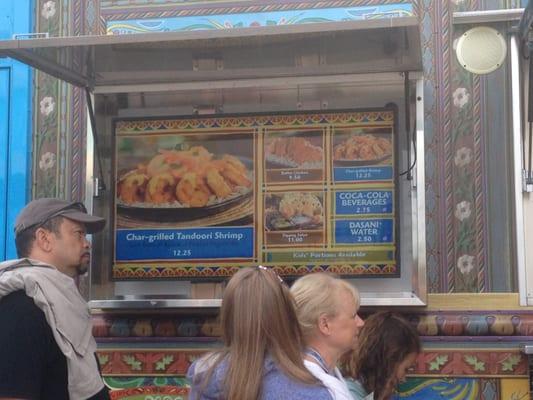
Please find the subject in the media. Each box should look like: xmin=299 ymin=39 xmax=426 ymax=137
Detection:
xmin=415 ymin=350 xmax=527 ymax=377
xmin=96 ymin=349 xmax=527 ymax=377
xmin=92 ymin=310 xmax=533 ymax=338
xmin=98 ymin=349 xmax=206 ymax=375
xmin=112 ymin=263 xmax=397 ymax=280
xmin=104 ymin=376 xmax=188 ymax=389
xmin=34 ymin=0 xmax=99 ymax=201
xmin=103 ymin=377 xmax=523 ymax=400
xmin=105 ymin=3 xmax=413 ymax=34
xmin=102 ymin=0 xmax=413 ymax=21
xmin=109 ymin=386 xmax=188 ymax=400
xmin=33 ymin=0 xmax=62 ymax=198
xmin=116 ymin=111 xmax=394 ymax=133
xmin=426 ymin=293 xmax=526 ymax=310
xmin=449 ymin=25 xmax=482 ymax=293
xmin=439 ymin=1 xmax=454 ymax=294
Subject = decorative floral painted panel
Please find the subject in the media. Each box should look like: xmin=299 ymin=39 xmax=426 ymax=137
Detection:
xmin=106 ymin=3 xmax=414 ymax=34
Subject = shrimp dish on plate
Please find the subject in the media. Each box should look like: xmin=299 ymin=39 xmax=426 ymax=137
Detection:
xmin=117 ymin=146 xmax=252 ymax=209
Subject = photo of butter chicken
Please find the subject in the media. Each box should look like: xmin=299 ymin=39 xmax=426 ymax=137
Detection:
xmin=265 ymin=132 xmax=323 ymax=169
xmin=117 ymin=145 xmax=252 ymax=209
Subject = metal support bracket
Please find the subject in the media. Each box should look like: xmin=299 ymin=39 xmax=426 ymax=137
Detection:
xmin=193 ymin=57 xmax=223 ymax=71
xmin=524 ymin=170 xmax=533 ymax=192
xmin=12 ymin=32 xmax=49 ymax=40
xmin=85 ymin=88 xmax=106 ymax=194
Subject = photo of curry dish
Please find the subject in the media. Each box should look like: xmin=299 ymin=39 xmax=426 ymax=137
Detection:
xmin=265 ymin=136 xmax=323 ymax=169
xmin=265 ymin=192 xmax=323 ymax=231
xmin=333 ymin=134 xmax=392 ymax=162
xmin=117 ymin=146 xmax=252 ymax=208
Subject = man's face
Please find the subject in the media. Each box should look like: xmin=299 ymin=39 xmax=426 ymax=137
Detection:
xmin=48 ymin=218 xmax=91 ymax=277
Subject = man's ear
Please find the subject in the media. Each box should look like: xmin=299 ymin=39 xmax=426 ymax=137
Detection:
xmin=34 ymin=228 xmax=53 ymax=252
xmin=317 ymin=314 xmax=331 ymax=336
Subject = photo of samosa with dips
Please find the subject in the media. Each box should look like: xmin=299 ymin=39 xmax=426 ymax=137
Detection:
xmin=265 ymin=192 xmax=323 ymax=231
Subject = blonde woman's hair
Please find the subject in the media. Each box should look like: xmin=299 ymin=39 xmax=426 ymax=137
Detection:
xmin=195 ymin=267 xmax=319 ymax=400
xmin=290 ymin=272 xmax=360 ymax=340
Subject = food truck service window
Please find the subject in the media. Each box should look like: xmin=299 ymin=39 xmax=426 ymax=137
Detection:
xmin=0 ymin=17 xmax=426 ymax=307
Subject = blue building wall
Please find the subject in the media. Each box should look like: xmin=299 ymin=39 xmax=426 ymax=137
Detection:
xmin=0 ymin=1 xmax=32 ymax=259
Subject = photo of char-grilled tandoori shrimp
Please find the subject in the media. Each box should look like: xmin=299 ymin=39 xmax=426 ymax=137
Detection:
xmin=176 ymin=172 xmax=212 ymax=207
xmin=117 ymin=171 xmax=148 ymax=204
xmin=117 ymin=145 xmax=252 ymax=208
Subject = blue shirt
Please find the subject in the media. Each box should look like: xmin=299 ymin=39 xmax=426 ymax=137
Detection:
xmin=187 ymin=354 xmax=332 ymax=400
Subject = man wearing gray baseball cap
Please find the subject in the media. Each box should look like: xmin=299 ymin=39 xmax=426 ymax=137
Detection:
xmin=0 ymin=198 xmax=110 ymax=400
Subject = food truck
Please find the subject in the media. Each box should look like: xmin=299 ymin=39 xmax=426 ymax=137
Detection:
xmin=1 ymin=0 xmax=533 ymax=398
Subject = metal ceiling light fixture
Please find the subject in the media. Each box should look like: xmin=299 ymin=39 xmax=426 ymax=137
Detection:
xmin=455 ymin=26 xmax=507 ymax=75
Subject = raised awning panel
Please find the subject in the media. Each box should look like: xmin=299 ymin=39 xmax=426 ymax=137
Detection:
xmin=0 ymin=17 xmax=421 ymax=90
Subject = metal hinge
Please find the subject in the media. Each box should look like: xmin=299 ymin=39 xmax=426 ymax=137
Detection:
xmin=296 ymin=100 xmax=328 ymax=111
xmin=193 ymin=57 xmax=223 ymax=71
xmin=93 ymin=177 xmax=100 ymax=198
xmin=13 ymin=32 xmax=49 ymax=40
xmin=523 ymin=170 xmax=533 ymax=192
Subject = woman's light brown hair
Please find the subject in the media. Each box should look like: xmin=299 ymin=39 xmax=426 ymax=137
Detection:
xmin=344 ymin=311 xmax=421 ymax=400
xmin=195 ymin=267 xmax=319 ymax=400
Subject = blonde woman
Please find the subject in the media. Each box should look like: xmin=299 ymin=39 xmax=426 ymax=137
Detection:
xmin=187 ymin=267 xmax=332 ymax=400
xmin=291 ymin=273 xmax=364 ymax=400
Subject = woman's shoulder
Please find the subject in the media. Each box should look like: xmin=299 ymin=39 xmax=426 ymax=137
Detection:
xmin=344 ymin=377 xmax=374 ymax=400
xmin=187 ymin=353 xmax=226 ymax=400
xmin=187 ymin=353 xmax=223 ymax=379
xmin=262 ymin=358 xmax=332 ymax=400
xmin=303 ymin=361 xmax=353 ymax=400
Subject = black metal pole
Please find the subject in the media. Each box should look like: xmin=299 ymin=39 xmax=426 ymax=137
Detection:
xmin=404 ymin=71 xmax=412 ymax=180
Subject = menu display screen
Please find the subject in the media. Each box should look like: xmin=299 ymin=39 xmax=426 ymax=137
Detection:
xmin=113 ymin=110 xmax=398 ymax=280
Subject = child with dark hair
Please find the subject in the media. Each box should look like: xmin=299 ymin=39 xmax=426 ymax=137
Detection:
xmin=343 ymin=311 xmax=421 ymax=400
